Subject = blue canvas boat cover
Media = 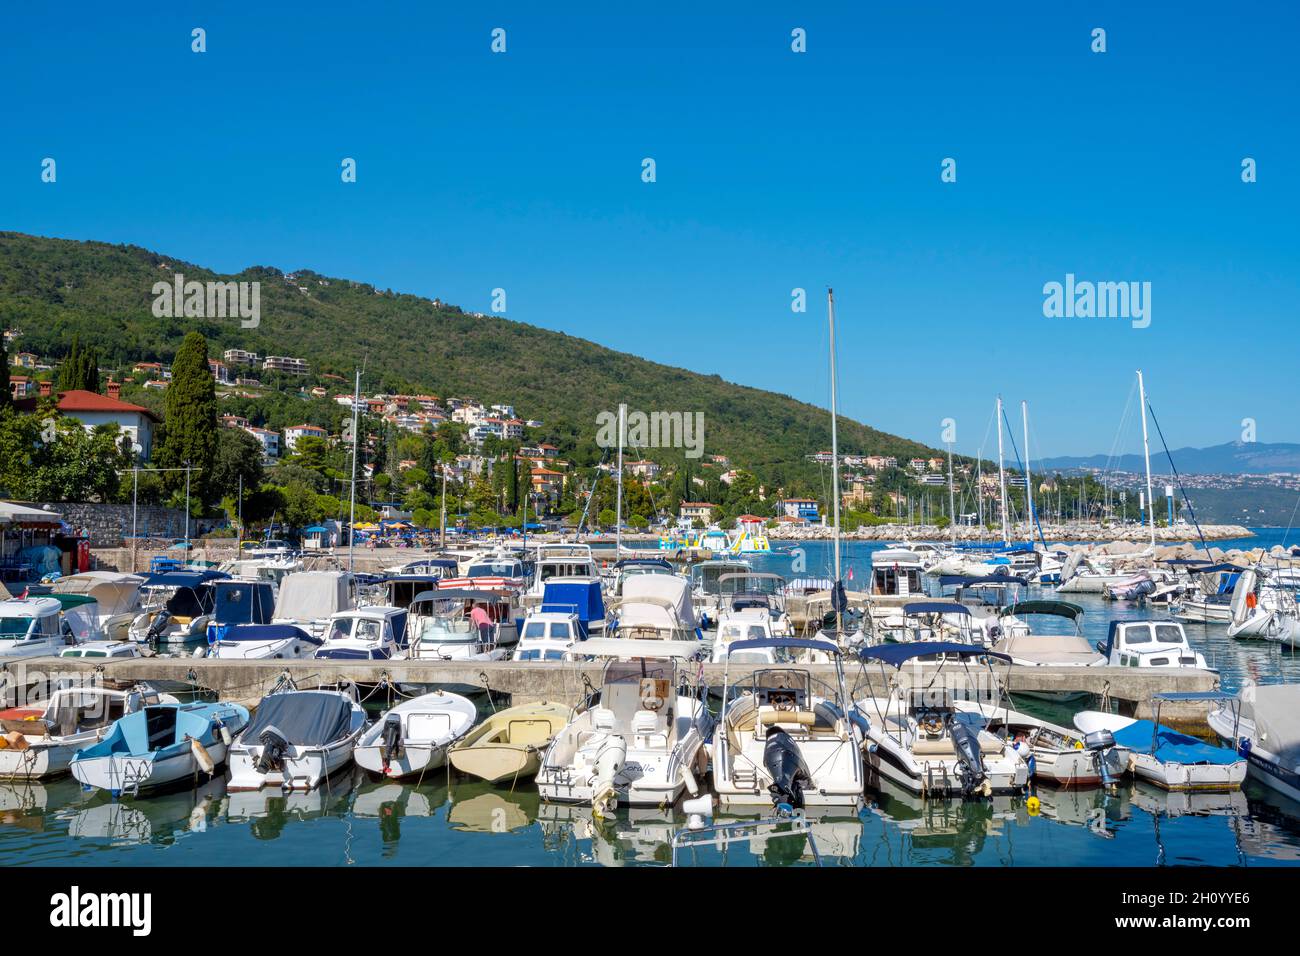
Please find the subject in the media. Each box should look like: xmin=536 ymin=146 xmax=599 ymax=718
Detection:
xmin=1112 ymin=720 xmax=1240 ymax=765
xmin=541 ymin=580 xmax=605 ymax=624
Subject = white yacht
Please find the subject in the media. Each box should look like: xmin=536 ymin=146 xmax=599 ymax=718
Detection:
xmin=1095 ymin=620 xmax=1209 ymax=670
xmin=1208 ymin=681 xmax=1300 ymax=801
xmin=0 ymin=597 xmax=75 ymax=659
xmin=537 ymin=639 xmax=712 ymax=813
xmin=314 ymin=606 xmax=408 ymax=661
xmin=609 ymin=574 xmax=701 ymax=642
xmin=512 ymin=609 xmax=584 ymax=661
xmin=405 ymin=587 xmax=508 ymax=661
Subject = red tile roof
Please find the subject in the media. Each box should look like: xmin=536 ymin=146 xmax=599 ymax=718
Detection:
xmin=55 ymin=389 xmax=160 ymax=422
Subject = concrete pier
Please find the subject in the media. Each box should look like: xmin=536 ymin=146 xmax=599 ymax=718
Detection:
xmin=1 ymin=656 xmax=1221 ymax=729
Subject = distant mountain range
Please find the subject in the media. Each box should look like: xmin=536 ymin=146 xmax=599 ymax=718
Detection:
xmin=1040 ymin=441 xmax=1300 ymax=476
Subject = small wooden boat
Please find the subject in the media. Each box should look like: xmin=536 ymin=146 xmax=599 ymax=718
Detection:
xmin=447 ymin=701 xmax=572 ymax=784
xmin=70 ymin=702 xmax=249 ymax=797
xmin=355 ymin=691 xmax=478 ymax=779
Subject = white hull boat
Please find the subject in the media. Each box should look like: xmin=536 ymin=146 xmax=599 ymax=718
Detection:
xmin=355 ymin=691 xmax=477 ymax=779
xmin=227 ymin=687 xmax=366 ymax=791
xmin=1208 ymin=682 xmax=1300 ymax=802
xmin=1074 ymin=709 xmax=1245 ymax=791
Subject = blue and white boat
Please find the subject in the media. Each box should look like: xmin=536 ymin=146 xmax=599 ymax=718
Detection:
xmin=1208 ymin=682 xmax=1300 ymax=801
xmin=204 ymin=623 xmax=322 ymax=660
xmin=70 ymin=701 xmax=249 ymax=797
xmin=314 ymin=606 xmax=408 ymax=660
xmin=1075 ymin=693 xmax=1245 ymax=791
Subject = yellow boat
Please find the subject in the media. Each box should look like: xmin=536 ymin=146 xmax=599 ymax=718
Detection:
xmin=447 ymin=701 xmax=572 ymax=784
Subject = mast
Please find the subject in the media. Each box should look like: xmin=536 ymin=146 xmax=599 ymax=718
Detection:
xmin=1137 ymin=369 xmax=1156 ymax=548
xmin=976 ymin=455 xmax=984 ymax=536
xmin=947 ymin=441 xmax=956 ymax=545
xmin=347 ymin=367 xmax=361 ymax=572
xmin=439 ymin=462 xmax=447 ymax=548
xmin=996 ymin=396 xmax=1009 ymax=546
xmin=1022 ymin=400 xmax=1035 ymax=541
xmin=615 ymin=402 xmax=626 ymax=556
xmin=827 ymin=288 xmax=843 ymax=633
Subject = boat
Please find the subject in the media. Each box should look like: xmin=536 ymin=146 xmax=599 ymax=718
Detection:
xmin=69 ymin=701 xmax=249 ymax=797
xmin=447 ymin=700 xmax=572 ymax=784
xmin=1226 ymin=567 xmax=1300 ymax=645
xmin=609 ymin=574 xmax=702 ymax=642
xmin=1104 ymin=570 xmax=1161 ymax=602
xmin=0 ymin=684 xmax=178 ymax=779
xmin=687 ymin=559 xmax=753 ymax=623
xmin=1095 ymin=619 xmax=1209 ymax=670
xmin=314 ymin=606 xmax=409 ymax=660
xmin=203 ymin=623 xmax=322 ymax=659
xmin=50 ymin=572 xmax=145 ymax=641
xmin=715 ymin=572 xmax=794 ymax=636
xmin=1074 ymin=695 xmax=1246 ymax=791
xmin=855 ymin=642 xmax=1030 ymax=797
xmin=354 ymin=690 xmax=478 ymax=779
xmin=0 ymin=597 xmax=76 ymax=659
xmin=989 ymin=601 xmax=1106 ymax=690
xmin=512 ymin=609 xmax=584 ymax=661
xmin=527 ymin=544 xmax=601 ymax=602
xmin=955 ymin=699 xmax=1117 ymax=788
xmin=709 ymin=600 xmax=782 ymax=663
xmin=869 ymin=549 xmax=927 ymax=597
xmin=226 ymin=686 xmax=367 ymax=791
xmin=537 ymin=638 xmax=712 ymax=812
xmin=1172 ymin=563 xmax=1242 ymax=623
xmin=1207 ymin=682 xmax=1300 ymax=801
xmin=60 ymin=641 xmax=145 ymax=661
xmin=272 ymin=571 xmax=357 ymax=639
xmin=127 ymin=569 xmax=227 ymax=644
xmin=712 ymin=637 xmax=864 ymax=808
xmin=405 ymin=587 xmax=509 ymax=661
xmin=205 ymin=578 xmax=277 ymax=645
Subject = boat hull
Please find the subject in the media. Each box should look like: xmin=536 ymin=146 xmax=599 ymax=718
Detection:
xmin=71 ymin=743 xmax=229 ymax=796
xmin=227 ymin=734 xmax=359 ymax=791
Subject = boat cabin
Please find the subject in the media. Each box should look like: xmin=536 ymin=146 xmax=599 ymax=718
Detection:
xmin=1098 ymin=620 xmax=1208 ymax=670
xmin=0 ymin=597 xmax=73 ymax=659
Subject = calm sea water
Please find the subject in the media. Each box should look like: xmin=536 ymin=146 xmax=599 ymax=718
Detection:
xmin=5 ymin=529 xmax=1300 ymax=867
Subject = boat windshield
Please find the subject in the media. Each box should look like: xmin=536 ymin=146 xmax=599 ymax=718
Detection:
xmin=0 ymin=617 xmax=34 ymax=639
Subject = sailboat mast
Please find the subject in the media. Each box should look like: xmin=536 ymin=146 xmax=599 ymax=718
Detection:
xmin=616 ymin=402 xmax=626 ymax=556
xmin=1137 ymin=370 xmax=1156 ymax=548
xmin=996 ymin=396 xmax=1009 ymax=546
xmin=347 ymin=367 xmax=360 ymax=572
xmin=947 ymin=442 xmax=956 ymax=545
xmin=1021 ymin=400 xmax=1035 ymax=541
xmin=827 ymin=288 xmax=842 ymax=595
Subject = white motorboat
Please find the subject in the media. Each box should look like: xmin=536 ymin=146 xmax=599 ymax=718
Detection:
xmin=712 ymin=637 xmax=864 ymax=808
xmin=354 ymin=690 xmax=477 ymax=779
xmin=314 ymin=606 xmax=408 ymax=661
xmin=70 ymin=701 xmax=249 ymax=796
xmin=405 ymin=587 xmax=508 ymax=661
xmin=1226 ymin=567 xmax=1300 ymax=645
xmin=955 ymin=699 xmax=1117 ymax=788
xmin=0 ymin=684 xmax=178 ymax=779
xmin=1075 ymin=694 xmax=1246 ymax=791
xmin=537 ymin=638 xmax=712 ymax=812
xmin=687 ymin=559 xmax=753 ymax=622
xmin=1095 ymin=619 xmax=1209 ymax=670
xmin=1208 ymin=681 xmax=1300 ymax=802
xmin=512 ymin=609 xmax=584 ymax=661
xmin=714 ymin=573 xmax=795 ymax=637
xmin=856 ymin=642 xmax=1030 ymax=797
xmin=227 ymin=686 xmax=367 ymax=791
xmin=609 ymin=574 xmax=702 ymax=642
xmin=989 ymin=601 xmax=1106 ymax=685
xmin=0 ymin=597 xmax=76 ymax=659
xmin=709 ymin=604 xmax=780 ymax=664
xmin=60 ymin=640 xmax=145 ymax=661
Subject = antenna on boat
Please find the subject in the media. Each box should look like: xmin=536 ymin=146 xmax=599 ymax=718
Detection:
xmin=1137 ymin=370 xmax=1155 ymax=549
xmin=827 ymin=288 xmax=843 ymax=636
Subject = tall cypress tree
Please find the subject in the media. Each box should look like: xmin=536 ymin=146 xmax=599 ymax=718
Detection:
xmin=157 ymin=331 xmax=218 ymax=503
xmin=57 ymin=336 xmax=80 ymax=391
xmin=0 ymin=340 xmax=10 ymax=410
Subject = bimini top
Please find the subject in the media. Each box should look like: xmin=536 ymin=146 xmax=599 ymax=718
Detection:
xmin=939 ymin=574 xmax=1030 ymax=587
xmin=613 ymin=557 xmax=673 ymax=571
xmin=727 ymin=636 xmax=840 ymax=656
xmin=412 ymin=587 xmax=512 ymax=604
xmin=859 ymin=642 xmax=1011 ymax=667
xmin=1188 ymin=563 xmax=1242 ymax=574
xmin=902 ymin=602 xmax=971 ymax=617
xmin=998 ymin=600 xmax=1084 ymax=620
xmin=216 ymin=623 xmax=322 ymax=646
xmin=579 ymin=637 xmax=701 ymax=660
xmin=141 ymin=569 xmax=229 ymax=589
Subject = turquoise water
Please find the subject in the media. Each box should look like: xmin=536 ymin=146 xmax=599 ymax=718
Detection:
xmin=5 ymin=529 xmax=1300 ymax=867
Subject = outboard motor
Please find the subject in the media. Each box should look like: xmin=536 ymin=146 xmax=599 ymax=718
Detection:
xmin=255 ymin=725 xmax=289 ymax=774
xmin=948 ymin=718 xmax=988 ymax=797
xmin=763 ymin=727 xmax=811 ymax=812
xmin=1083 ymin=727 xmax=1119 ymax=789
xmin=145 ymin=610 xmax=171 ymax=642
xmin=379 ymin=714 xmax=404 ymax=771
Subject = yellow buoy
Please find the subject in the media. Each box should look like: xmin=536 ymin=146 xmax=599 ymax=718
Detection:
xmin=1026 ymin=795 xmax=1041 ymax=815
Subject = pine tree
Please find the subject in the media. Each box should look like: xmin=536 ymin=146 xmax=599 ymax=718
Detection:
xmin=157 ymin=331 xmax=218 ymax=504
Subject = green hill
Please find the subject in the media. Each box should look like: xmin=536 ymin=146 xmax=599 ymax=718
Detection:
xmin=0 ymin=231 xmax=940 ymax=483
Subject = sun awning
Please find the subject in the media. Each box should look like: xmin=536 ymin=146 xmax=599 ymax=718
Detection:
xmin=0 ymin=501 xmax=63 ymax=527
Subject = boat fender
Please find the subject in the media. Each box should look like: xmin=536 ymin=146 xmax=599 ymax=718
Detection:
xmin=190 ymin=736 xmax=216 ymax=775
xmin=217 ymin=720 xmax=232 ymax=746
xmin=1126 ymin=751 xmax=1139 ymax=774
xmin=682 ymin=764 xmax=700 ymax=797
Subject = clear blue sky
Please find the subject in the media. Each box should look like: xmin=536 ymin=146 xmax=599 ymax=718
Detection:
xmin=3 ymin=2 xmax=1296 ymax=458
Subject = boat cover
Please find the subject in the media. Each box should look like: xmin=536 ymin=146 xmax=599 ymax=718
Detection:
xmin=243 ymin=691 xmax=354 ymax=745
xmin=620 ymin=575 xmax=697 ymax=628
xmin=1242 ymin=684 xmax=1300 ymax=769
xmin=541 ymin=580 xmax=606 ymax=625
xmin=274 ymin=572 xmax=354 ymax=622
xmin=1112 ymin=720 xmax=1240 ymax=765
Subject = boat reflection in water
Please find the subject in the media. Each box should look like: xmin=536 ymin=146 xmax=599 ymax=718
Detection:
xmin=447 ymin=785 xmax=538 ymax=835
xmin=537 ymin=802 xmax=679 ymax=866
xmin=61 ymin=777 xmax=227 ymax=847
xmin=224 ymin=768 xmax=358 ymax=842
xmin=868 ymin=776 xmax=1021 ymax=866
xmin=354 ymin=778 xmax=450 ymax=850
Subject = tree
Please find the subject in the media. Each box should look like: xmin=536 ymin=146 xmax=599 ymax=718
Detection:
xmin=57 ymin=335 xmax=99 ymax=393
xmin=210 ymin=427 xmax=265 ymax=504
xmin=0 ymin=340 xmax=9 ymax=411
xmin=156 ymin=332 xmax=218 ymax=504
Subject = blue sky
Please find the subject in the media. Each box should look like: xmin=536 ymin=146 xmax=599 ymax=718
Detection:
xmin=3 ymin=2 xmax=1296 ymax=458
